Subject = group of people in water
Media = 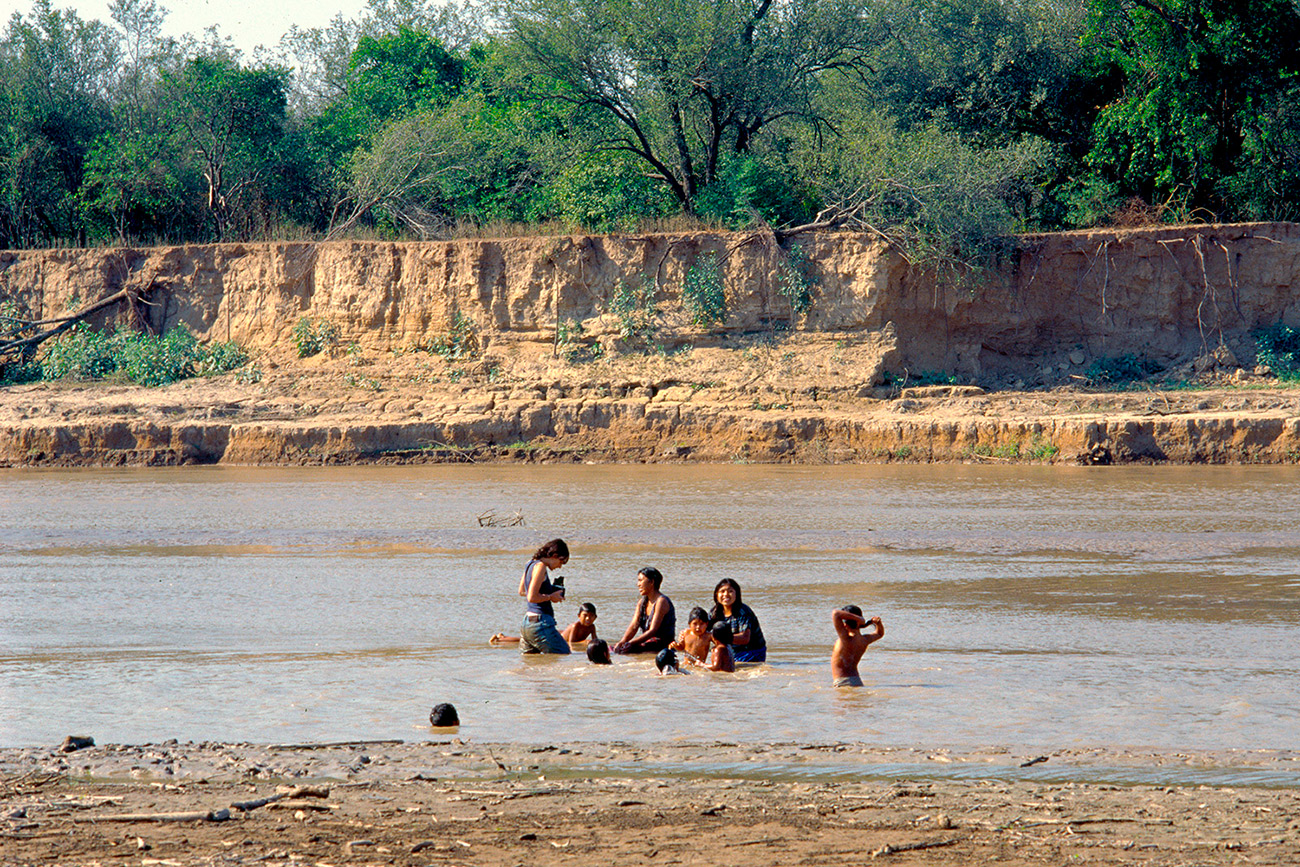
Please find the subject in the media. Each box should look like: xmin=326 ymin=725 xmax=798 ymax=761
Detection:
xmin=491 ymin=539 xmax=885 ymax=686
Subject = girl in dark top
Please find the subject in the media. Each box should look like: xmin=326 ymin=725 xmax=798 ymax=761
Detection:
xmin=613 ymin=567 xmax=676 ymax=654
xmin=708 ymin=577 xmax=767 ymax=663
xmin=518 ymin=539 xmax=570 ymax=654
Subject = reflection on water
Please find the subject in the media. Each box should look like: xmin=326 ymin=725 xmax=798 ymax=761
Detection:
xmin=2 ymin=464 xmax=1299 ymax=760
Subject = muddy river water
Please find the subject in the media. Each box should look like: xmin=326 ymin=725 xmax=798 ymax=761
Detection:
xmin=2 ymin=464 xmax=1298 ymax=761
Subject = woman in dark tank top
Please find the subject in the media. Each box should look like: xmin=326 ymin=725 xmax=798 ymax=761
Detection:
xmin=613 ymin=567 xmax=676 ymax=654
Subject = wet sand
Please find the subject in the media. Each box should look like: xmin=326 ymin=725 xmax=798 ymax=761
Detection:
xmin=3 ymin=740 xmax=1297 ymax=866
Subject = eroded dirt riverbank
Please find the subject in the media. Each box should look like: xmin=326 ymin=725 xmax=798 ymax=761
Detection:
xmin=3 ymin=741 xmax=1298 ymax=866
xmin=3 ymin=336 xmax=1300 ymax=467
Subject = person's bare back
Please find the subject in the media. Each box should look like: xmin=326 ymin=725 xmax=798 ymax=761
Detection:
xmin=831 ymin=607 xmax=884 ymax=687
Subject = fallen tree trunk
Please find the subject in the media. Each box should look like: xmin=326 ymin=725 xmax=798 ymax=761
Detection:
xmin=0 ymin=289 xmax=133 ymax=361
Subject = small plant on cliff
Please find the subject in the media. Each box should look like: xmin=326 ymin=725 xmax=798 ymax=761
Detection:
xmin=555 ymin=318 xmax=601 ymax=363
xmin=1025 ymin=435 xmax=1059 ymax=461
xmin=293 ymin=316 xmax=339 ymax=358
xmin=775 ymin=244 xmax=815 ymax=322
xmin=609 ymin=278 xmax=658 ymax=347
xmin=434 ymin=312 xmax=480 ymax=361
xmin=681 ymin=253 xmax=727 ymax=328
xmin=1253 ymin=323 xmax=1300 ymax=381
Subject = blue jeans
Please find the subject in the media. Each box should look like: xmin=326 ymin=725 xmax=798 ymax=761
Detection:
xmin=734 ymin=646 xmax=767 ymax=663
xmin=520 ymin=614 xmax=571 ymax=654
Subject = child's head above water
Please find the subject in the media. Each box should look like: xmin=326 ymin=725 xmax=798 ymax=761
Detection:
xmin=840 ymin=604 xmax=864 ymax=629
xmin=655 ymin=647 xmax=681 ymax=674
xmin=578 ymin=602 xmax=597 ymax=623
xmin=710 ymin=621 xmax=733 ymax=645
xmin=688 ymin=607 xmax=709 ymax=631
xmin=586 ymin=638 xmax=611 ymax=664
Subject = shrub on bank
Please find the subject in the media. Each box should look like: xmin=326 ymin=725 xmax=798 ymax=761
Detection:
xmin=1253 ymin=323 xmax=1300 ymax=381
xmin=3 ymin=324 xmax=249 ymax=387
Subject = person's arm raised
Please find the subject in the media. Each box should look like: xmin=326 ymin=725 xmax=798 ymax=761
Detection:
xmin=832 ymin=609 xmax=866 ymax=640
xmin=863 ymin=615 xmax=884 ymax=646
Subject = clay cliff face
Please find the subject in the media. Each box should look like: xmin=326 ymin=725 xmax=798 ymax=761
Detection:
xmin=2 ymin=223 xmax=1298 ymax=381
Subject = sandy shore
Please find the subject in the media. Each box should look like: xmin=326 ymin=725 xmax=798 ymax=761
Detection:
xmin=3 ymin=740 xmax=1297 ymax=866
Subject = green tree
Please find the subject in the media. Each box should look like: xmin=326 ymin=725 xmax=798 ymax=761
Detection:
xmin=506 ymin=0 xmax=877 ymax=216
xmin=162 ymin=54 xmax=292 ymax=239
xmin=0 ymin=0 xmax=117 ymax=247
xmin=1082 ymin=0 xmax=1300 ymax=220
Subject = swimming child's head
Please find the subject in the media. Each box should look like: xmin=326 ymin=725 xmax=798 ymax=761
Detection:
xmin=655 ymin=647 xmax=680 ymax=673
xmin=578 ymin=602 xmax=597 ymax=624
xmin=429 ymin=702 xmax=460 ymax=727
xmin=710 ymin=621 xmax=733 ymax=645
xmin=586 ymin=638 xmax=611 ymax=664
xmin=688 ymin=607 xmax=709 ymax=632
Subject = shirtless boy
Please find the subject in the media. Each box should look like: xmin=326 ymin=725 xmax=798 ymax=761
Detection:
xmin=492 ymin=602 xmax=598 ymax=646
xmin=831 ymin=606 xmax=884 ymax=687
xmin=686 ymin=621 xmax=736 ymax=672
xmin=561 ymin=602 xmax=598 ymax=644
xmin=669 ymin=607 xmax=712 ymax=662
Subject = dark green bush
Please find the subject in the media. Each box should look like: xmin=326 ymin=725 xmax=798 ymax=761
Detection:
xmin=1253 ymin=322 xmax=1300 ymax=380
xmin=1085 ymin=354 xmax=1159 ymax=385
xmin=25 ymin=324 xmax=249 ymax=386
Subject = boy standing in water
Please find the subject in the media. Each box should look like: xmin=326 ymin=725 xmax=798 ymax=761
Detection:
xmin=831 ymin=606 xmax=884 ymax=687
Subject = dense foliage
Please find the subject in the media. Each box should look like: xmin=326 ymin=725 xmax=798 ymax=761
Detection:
xmin=2 ymin=323 xmax=247 ymax=385
xmin=3 ymin=0 xmax=1299 ymax=252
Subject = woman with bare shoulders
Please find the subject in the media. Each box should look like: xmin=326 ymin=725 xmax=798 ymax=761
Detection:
xmin=517 ymin=539 xmax=571 ymax=654
xmin=613 ymin=567 xmax=676 ymax=655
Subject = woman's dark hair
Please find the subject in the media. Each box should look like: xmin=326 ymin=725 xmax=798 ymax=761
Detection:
xmin=709 ymin=578 xmax=743 ymax=623
xmin=711 ymin=621 xmax=733 ymax=645
xmin=586 ymin=638 xmax=611 ymax=664
xmin=688 ymin=606 xmax=709 ymax=624
xmin=638 ymin=566 xmax=664 ymax=590
xmin=533 ymin=539 xmax=569 ymax=562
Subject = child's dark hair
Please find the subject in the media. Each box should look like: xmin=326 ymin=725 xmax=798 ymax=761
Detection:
xmin=533 ymin=539 xmax=569 ymax=561
xmin=655 ymin=647 xmax=679 ymax=672
xmin=587 ymin=638 xmax=611 ymax=664
xmin=710 ymin=622 xmax=733 ymax=645
xmin=579 ymin=602 xmax=596 ymax=616
xmin=639 ymin=566 xmax=664 ymax=590
xmin=841 ymin=604 xmax=864 ymax=618
xmin=688 ymin=606 xmax=708 ymax=624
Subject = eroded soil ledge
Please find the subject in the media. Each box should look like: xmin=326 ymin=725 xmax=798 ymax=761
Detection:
xmin=3 ymin=224 xmax=1300 ymax=467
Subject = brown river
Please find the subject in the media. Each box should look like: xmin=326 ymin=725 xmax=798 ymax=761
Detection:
xmin=2 ymin=464 xmax=1298 ymax=773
